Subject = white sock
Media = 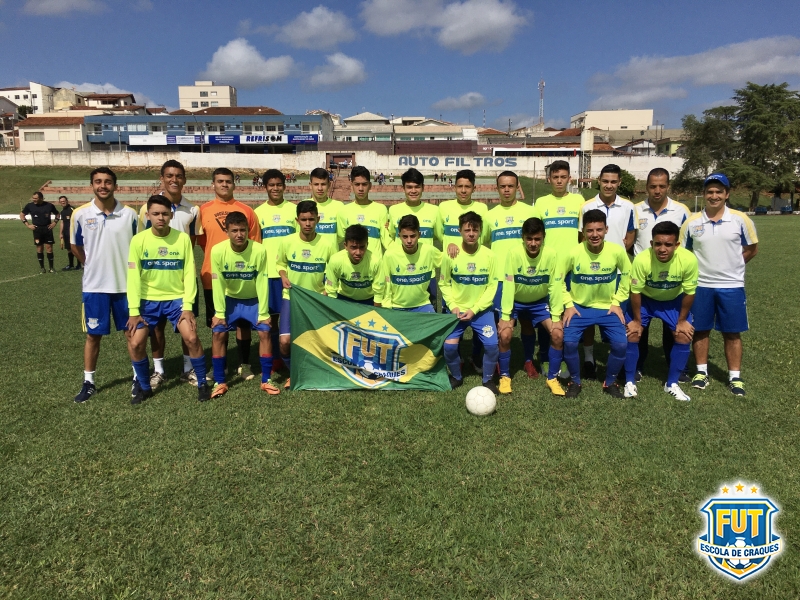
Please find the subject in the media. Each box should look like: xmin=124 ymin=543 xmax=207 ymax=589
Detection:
xmin=696 ymin=364 xmax=708 ymax=374
xmin=153 ymin=358 xmax=165 ymax=374
xmin=729 ymin=370 xmax=740 ymax=380
xmin=183 ymin=355 xmax=192 ymax=372
xmin=84 ymin=370 xmax=95 ymax=383
xmin=583 ymin=346 xmax=594 ymax=363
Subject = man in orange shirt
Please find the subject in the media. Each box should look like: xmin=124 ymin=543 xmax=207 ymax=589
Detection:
xmin=198 ymin=168 xmax=261 ymax=379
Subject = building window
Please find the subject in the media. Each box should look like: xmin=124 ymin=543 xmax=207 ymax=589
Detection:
xmin=278 ymin=125 xmax=284 ymax=132
xmin=89 ymin=125 xmax=101 ymax=134
xmin=58 ymin=130 xmax=71 ymax=141
xmin=219 ymin=124 xmax=225 ymax=132
xmin=621 ymin=126 xmax=628 ymax=129
xmin=266 ymin=125 xmax=276 ymax=131
xmin=24 ymin=132 xmax=45 ymax=141
xmin=200 ymin=91 xmax=208 ymax=97
xmin=200 ymin=101 xmax=209 ymax=107
xmin=128 ymin=123 xmax=146 ymax=132
xmin=210 ymin=101 xmax=218 ymax=107
xmin=14 ymin=95 xmax=19 ymax=100
xmin=414 ymin=137 xmax=425 ymax=141
xmin=23 ymin=95 xmax=28 ymax=99
xmin=254 ymin=125 xmax=264 ymax=131
xmin=187 ymin=125 xmax=195 ymax=133
xmin=243 ymin=125 xmax=252 ymax=134
xmin=111 ymin=125 xmax=125 ymax=132
xmin=210 ymin=91 xmax=217 ymax=97
xmin=32 ymin=94 xmax=38 ymax=99
xmin=191 ymin=101 xmax=199 ymax=108
xmin=207 ymin=124 xmax=218 ymax=132
xmin=150 ymin=125 xmax=164 ymax=132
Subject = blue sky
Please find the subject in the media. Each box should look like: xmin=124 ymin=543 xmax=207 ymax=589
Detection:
xmin=3 ymin=0 xmax=800 ymax=128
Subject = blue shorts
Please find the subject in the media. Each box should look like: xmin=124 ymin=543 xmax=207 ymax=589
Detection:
xmin=692 ymin=287 xmax=748 ymax=333
xmin=82 ymin=292 xmax=128 ymax=335
xmin=625 ymin=295 xmax=692 ymax=331
xmin=268 ymin=277 xmax=283 ymax=315
xmin=428 ymin=278 xmax=438 ymax=307
xmin=340 ymin=296 xmax=375 ymax=306
xmin=280 ymin=298 xmax=291 ymax=336
xmin=446 ymin=309 xmax=498 ymax=345
xmin=212 ymin=297 xmax=270 ymax=333
xmin=394 ymin=304 xmax=436 ymax=313
xmin=563 ymin=304 xmax=627 ymax=345
xmin=509 ymin=298 xmax=551 ymax=326
xmin=138 ymin=299 xmax=184 ymax=331
xmin=492 ymin=281 xmax=503 ymax=317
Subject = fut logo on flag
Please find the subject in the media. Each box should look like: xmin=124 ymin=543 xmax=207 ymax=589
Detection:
xmin=696 ymin=482 xmax=782 ymax=582
xmin=331 ymin=318 xmax=409 ymax=388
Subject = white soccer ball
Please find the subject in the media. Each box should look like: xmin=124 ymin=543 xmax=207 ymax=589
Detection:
xmin=726 ymin=537 xmax=751 ymax=569
xmin=465 ymin=386 xmax=497 ymax=416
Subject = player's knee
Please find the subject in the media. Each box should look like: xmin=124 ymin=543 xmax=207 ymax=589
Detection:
xmin=550 ymin=329 xmax=564 ymax=346
xmin=721 ymin=332 xmax=741 ymax=341
xmin=674 ymin=331 xmax=692 ymax=345
xmin=610 ymin=341 xmax=627 ymax=358
xmin=279 ymin=339 xmax=291 ymax=356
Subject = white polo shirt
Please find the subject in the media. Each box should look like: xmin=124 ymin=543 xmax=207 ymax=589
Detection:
xmin=71 ymin=199 xmax=138 ymax=293
xmin=579 ymin=195 xmax=635 ymax=248
xmin=633 ymin=197 xmax=691 ymax=256
xmin=680 ymin=207 xmax=757 ymax=288
xmin=138 ymin=195 xmax=202 ymax=236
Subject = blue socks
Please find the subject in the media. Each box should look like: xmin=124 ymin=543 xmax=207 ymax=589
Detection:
xmin=624 ymin=342 xmax=639 ymax=383
xmin=547 ymin=346 xmax=563 ymax=379
xmin=521 ymin=333 xmax=536 ymax=363
xmin=482 ymin=345 xmax=499 ymax=384
xmin=498 ymin=350 xmax=511 ymax=377
xmin=604 ymin=341 xmax=627 ymax=386
xmin=281 ymin=354 xmax=291 ymax=372
xmin=667 ymin=343 xmax=691 ymax=385
xmin=190 ymin=356 xmax=207 ymax=388
xmin=260 ymin=355 xmax=274 ymax=383
xmin=132 ymin=358 xmax=151 ymax=391
xmin=564 ymin=341 xmax=581 ymax=385
xmin=212 ymin=356 xmax=226 ymax=384
xmin=444 ymin=344 xmax=462 ymax=380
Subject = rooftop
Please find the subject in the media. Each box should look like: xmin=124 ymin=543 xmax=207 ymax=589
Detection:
xmin=171 ymin=106 xmax=282 ymax=116
xmin=18 ymin=116 xmax=84 ymax=127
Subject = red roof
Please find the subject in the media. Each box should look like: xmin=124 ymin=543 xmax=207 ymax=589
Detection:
xmin=18 ymin=116 xmax=84 ymax=127
xmin=554 ymin=128 xmax=582 ymax=137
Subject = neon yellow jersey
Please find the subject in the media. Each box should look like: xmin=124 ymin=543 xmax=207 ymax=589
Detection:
xmin=387 ymin=201 xmax=441 ymax=245
xmin=254 ymin=200 xmax=297 ymax=278
xmin=127 ymin=228 xmax=196 ymax=315
xmin=276 ymin=233 xmax=336 ymax=300
xmin=336 ymin=201 xmax=390 ymax=256
xmin=560 ymin=241 xmax=631 ymax=313
xmin=630 ymin=247 xmax=698 ymax=302
xmin=485 ymin=201 xmax=536 ymax=254
xmin=436 ymin=199 xmax=489 ymax=248
xmin=324 ymin=249 xmax=381 ymax=301
xmin=310 ymin=197 xmax=345 ymax=244
xmin=500 ymin=245 xmax=561 ymax=321
xmin=532 ymin=193 xmax=584 ymax=253
xmin=210 ymin=240 xmax=270 ymax=320
xmin=379 ymin=244 xmax=442 ymax=309
xmin=440 ymin=245 xmax=501 ymax=314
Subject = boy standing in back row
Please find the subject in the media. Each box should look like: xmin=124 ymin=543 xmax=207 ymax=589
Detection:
xmin=337 ymin=166 xmax=391 ymax=257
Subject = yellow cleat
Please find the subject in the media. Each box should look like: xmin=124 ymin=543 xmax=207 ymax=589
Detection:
xmin=546 ymin=377 xmax=566 ymax=396
xmin=260 ymin=381 xmax=281 ymax=395
xmin=498 ymin=376 xmax=512 ymax=394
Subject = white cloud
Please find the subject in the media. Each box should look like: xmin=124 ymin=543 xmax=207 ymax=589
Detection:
xmin=55 ymin=80 xmax=158 ymax=107
xmin=279 ymin=6 xmax=355 ymax=50
xmin=432 ymin=92 xmax=487 ymax=111
xmin=590 ymin=36 xmax=800 ymax=109
xmin=309 ymin=53 xmax=366 ymax=90
xmin=199 ymin=39 xmax=296 ymax=90
xmin=23 ymin=0 xmax=105 ymax=15
xmin=360 ymin=0 xmax=527 ymax=54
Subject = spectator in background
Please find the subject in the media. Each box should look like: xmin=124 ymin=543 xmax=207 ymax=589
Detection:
xmin=58 ymin=195 xmax=79 ymax=271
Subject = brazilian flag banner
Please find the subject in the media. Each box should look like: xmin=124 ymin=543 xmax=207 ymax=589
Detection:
xmin=290 ymin=286 xmax=458 ymax=391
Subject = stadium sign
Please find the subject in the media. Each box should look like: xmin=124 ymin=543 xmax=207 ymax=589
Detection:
xmin=288 ymin=134 xmax=319 ymax=144
xmin=397 ymin=156 xmax=518 ymax=168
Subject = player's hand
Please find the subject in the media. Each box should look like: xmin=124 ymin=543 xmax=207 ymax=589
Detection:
xmin=446 ymin=243 xmax=460 ymax=259
xmin=450 ymin=306 xmax=461 ymax=316
xmin=126 ymin=315 xmax=145 ymax=334
xmin=627 ymin=319 xmax=643 ymax=340
xmin=48 ymin=223 xmax=56 ymax=230
xmin=674 ymin=319 xmax=695 ymax=343
xmin=458 ymin=309 xmax=475 ymax=321
xmin=562 ymin=306 xmax=580 ymax=327
xmin=211 ymin=316 xmax=227 ymax=329
xmin=179 ymin=310 xmax=196 ymax=332
xmin=608 ymin=305 xmax=625 ymax=325
xmin=26 ymin=223 xmax=34 ymax=230
xmin=281 ymin=275 xmax=292 ymax=289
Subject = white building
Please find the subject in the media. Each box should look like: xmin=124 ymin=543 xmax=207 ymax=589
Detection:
xmin=570 ymin=109 xmax=653 ymax=131
xmin=0 ymin=82 xmax=56 ymax=114
xmin=18 ymin=116 xmax=87 ymax=151
xmin=178 ymin=81 xmax=237 ymax=110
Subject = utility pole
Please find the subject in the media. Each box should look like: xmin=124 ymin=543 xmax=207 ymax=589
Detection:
xmin=538 ymin=79 xmax=545 ymax=126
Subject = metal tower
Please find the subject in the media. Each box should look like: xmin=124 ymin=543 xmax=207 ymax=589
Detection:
xmin=538 ymin=79 xmax=545 ymax=126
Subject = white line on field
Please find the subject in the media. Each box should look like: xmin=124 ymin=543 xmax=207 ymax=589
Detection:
xmin=0 ymin=274 xmax=39 ymax=284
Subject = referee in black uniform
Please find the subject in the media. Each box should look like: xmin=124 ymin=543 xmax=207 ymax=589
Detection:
xmin=20 ymin=191 xmax=59 ymax=273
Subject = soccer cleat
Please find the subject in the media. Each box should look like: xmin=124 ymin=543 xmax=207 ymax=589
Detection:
xmin=729 ymin=377 xmax=746 ymax=397
xmin=284 ymin=377 xmax=291 ymax=390
xmin=48 ymin=268 xmax=55 ymax=273
xmin=74 ymin=381 xmax=96 ymax=403
xmin=603 ymin=383 xmax=625 ymax=399
xmin=523 ymin=360 xmax=540 ymax=379
xmin=498 ymin=376 xmax=512 ymax=394
xmin=564 ymin=382 xmax=582 ymax=398
xmin=210 ymin=382 xmax=228 ymax=399
xmin=482 ymin=380 xmax=500 ymax=395
xmin=678 ymin=371 xmax=690 ymax=384
xmin=131 ymin=377 xmax=142 ymax=398
xmin=197 ymin=384 xmax=211 ymax=402
xmin=39 ymin=267 xmax=46 ymax=274
xmin=260 ymin=381 xmax=281 ymax=395
xmin=180 ymin=369 xmax=198 ymax=385
xmin=691 ymin=373 xmax=709 ymax=389
xmin=583 ymin=360 xmax=596 ymax=380
xmin=546 ymin=377 xmax=566 ymax=396
xmin=131 ymin=387 xmax=152 ymax=405
xmin=62 ymin=265 xmax=72 ymax=271
xmin=75 ymin=264 xmax=82 ymax=270
xmin=558 ymin=367 xmax=570 ymax=380
xmin=449 ymin=375 xmax=463 ymax=390
xmin=237 ymin=364 xmax=254 ymax=381
xmin=624 ymin=382 xmax=638 ymax=398
xmin=664 ymin=382 xmax=691 ymax=401
xmin=149 ymin=372 xmax=165 ymax=390
xmin=469 ymin=357 xmax=483 ymax=375
xmin=636 ymin=370 xmax=643 ymax=383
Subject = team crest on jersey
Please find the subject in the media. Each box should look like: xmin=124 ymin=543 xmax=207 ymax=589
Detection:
xmin=639 ymin=218 xmax=649 ymax=230
xmin=590 ymin=262 xmax=601 ymax=272
xmin=331 ymin=317 xmax=409 ymax=389
xmin=505 ymin=216 xmax=515 ymax=225
xmin=158 ymin=246 xmax=168 ymax=257
xmin=85 ymin=218 xmax=98 ymax=231
xmin=691 ymin=224 xmax=706 ymax=237
xmin=302 ymin=249 xmax=311 ymax=259
xmin=235 ymin=261 xmax=245 ymax=270
xmin=406 ymin=264 xmax=416 ymax=273
xmin=319 ymin=212 xmax=325 ymax=220
xmin=696 ymin=482 xmax=782 ymax=581
xmin=557 ymin=206 xmax=566 ymax=215
xmin=357 ymin=214 xmax=365 ymax=223
xmin=482 ymin=325 xmax=495 ymax=338
xmin=87 ymin=318 xmax=99 ymax=329
xmin=467 ymin=263 xmax=476 ymax=273
xmin=351 ymin=272 xmax=361 ymax=280
xmin=659 ymin=270 xmax=669 ymax=280
xmin=272 ymin=214 xmax=281 ymax=223
xmin=527 ymin=266 xmax=536 ymax=276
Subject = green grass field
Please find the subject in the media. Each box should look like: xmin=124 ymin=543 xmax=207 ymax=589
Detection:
xmin=1 ymin=216 xmax=799 ymax=598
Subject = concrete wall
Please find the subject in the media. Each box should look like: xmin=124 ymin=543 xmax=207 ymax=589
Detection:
xmin=0 ymin=150 xmax=685 ymax=179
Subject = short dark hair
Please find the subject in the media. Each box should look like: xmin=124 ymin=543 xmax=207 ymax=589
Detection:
xmin=549 ymin=160 xmax=570 ymax=175
xmin=344 ymin=224 xmax=369 ymax=244
xmin=455 ymin=169 xmax=476 ymax=185
xmin=212 ymin=167 xmax=234 ymax=181
xmin=90 ymin=166 xmax=117 ymax=184
xmin=263 ymin=168 xmax=285 ymax=184
xmin=651 ymin=221 xmax=680 ymax=240
xmin=309 ymin=167 xmax=330 ymax=181
xmin=146 ymin=195 xmax=171 ymax=211
xmin=58 ymin=195 xmax=68 ymax=201
xmin=599 ymin=164 xmax=621 ymax=177
xmin=397 ymin=214 xmax=419 ymax=232
xmin=401 ymin=168 xmax=425 ymax=186
xmin=32 ymin=191 xmax=44 ymax=200
xmin=458 ymin=211 xmax=482 ymax=230
xmin=351 ymin=165 xmax=371 ymax=181
xmin=296 ymin=200 xmax=318 ymax=217
xmin=582 ymin=209 xmax=607 ymax=227
xmin=160 ymin=159 xmax=185 ymax=177
xmin=225 ymin=211 xmax=248 ymax=228
xmin=647 ymin=167 xmax=670 ymax=184
xmin=496 ymin=170 xmax=519 ymax=185
xmin=522 ymin=217 xmax=545 ymax=237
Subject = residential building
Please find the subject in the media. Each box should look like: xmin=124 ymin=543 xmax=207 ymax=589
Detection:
xmin=334 ymin=111 xmax=392 ymax=142
xmin=0 ymin=82 xmax=57 ymax=114
xmin=18 ymin=116 xmax=87 ymax=151
xmin=178 ymin=81 xmax=237 ymax=110
xmin=655 ymin=137 xmax=685 ymax=157
xmin=570 ymin=109 xmax=654 ymax=131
